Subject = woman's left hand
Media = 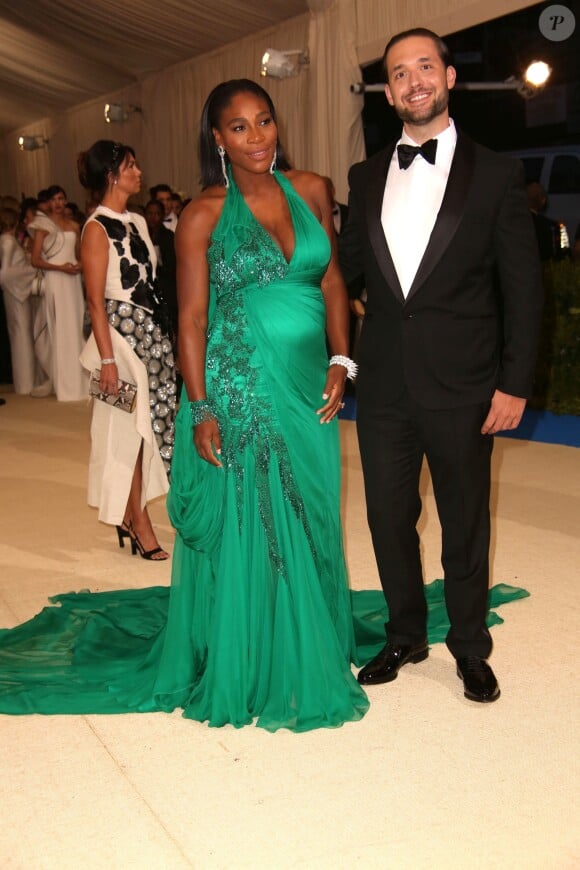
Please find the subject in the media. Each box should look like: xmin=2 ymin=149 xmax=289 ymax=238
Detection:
xmin=99 ymin=362 xmax=119 ymax=396
xmin=316 ymin=365 xmax=346 ymax=423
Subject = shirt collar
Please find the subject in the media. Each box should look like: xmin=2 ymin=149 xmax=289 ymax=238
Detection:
xmin=396 ymin=118 xmax=457 ymax=166
xmin=399 ymin=118 xmax=457 ymax=148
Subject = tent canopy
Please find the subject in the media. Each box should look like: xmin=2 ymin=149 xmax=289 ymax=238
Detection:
xmin=0 ymin=0 xmax=308 ymax=133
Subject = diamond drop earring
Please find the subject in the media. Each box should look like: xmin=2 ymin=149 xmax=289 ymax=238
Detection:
xmin=217 ymin=145 xmax=229 ymax=188
xmin=269 ymin=146 xmax=278 ymax=175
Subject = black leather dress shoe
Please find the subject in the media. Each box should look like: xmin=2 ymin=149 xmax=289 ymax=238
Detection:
xmin=456 ymin=657 xmax=500 ymax=703
xmin=357 ymin=641 xmax=429 ymax=685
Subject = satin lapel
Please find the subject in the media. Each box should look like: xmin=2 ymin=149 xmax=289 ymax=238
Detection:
xmin=406 ymin=133 xmax=475 ymax=303
xmin=366 ymin=144 xmax=405 ymax=303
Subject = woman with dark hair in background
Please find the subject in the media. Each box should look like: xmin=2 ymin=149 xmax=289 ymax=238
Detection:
xmin=29 ymin=184 xmax=86 ymax=400
xmin=78 ymin=140 xmax=175 ymax=560
xmin=64 ymin=201 xmax=86 ymax=230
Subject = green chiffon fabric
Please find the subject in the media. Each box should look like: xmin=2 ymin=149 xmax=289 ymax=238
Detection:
xmin=0 ymin=172 xmax=529 ymax=731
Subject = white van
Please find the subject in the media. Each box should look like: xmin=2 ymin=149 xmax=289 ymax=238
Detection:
xmin=502 ymin=146 xmax=580 ymax=240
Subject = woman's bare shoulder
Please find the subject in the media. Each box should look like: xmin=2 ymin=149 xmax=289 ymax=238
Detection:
xmin=179 ymin=187 xmax=226 ymax=230
xmin=175 ymin=187 xmax=227 ymax=254
xmin=285 ymin=169 xmax=327 ymax=195
xmin=284 ymin=169 xmax=329 ymax=216
xmin=82 ymin=218 xmax=106 ymax=239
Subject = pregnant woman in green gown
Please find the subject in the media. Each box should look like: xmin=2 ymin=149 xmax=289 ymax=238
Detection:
xmin=160 ymin=79 xmax=369 ymax=730
xmin=0 ymin=81 xmax=526 ymax=729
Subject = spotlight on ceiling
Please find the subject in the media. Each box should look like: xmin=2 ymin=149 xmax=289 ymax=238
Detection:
xmin=18 ymin=135 xmax=49 ymax=151
xmin=524 ymin=60 xmax=551 ymax=88
xmin=503 ymin=62 xmax=552 ymax=99
xmin=104 ymin=103 xmax=142 ymax=123
xmin=260 ymin=48 xmax=309 ymax=79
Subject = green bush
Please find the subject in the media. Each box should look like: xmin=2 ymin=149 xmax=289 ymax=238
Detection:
xmin=529 ymin=259 xmax=580 ymax=416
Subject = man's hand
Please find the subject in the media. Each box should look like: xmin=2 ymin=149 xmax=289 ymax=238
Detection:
xmin=350 ymin=298 xmax=365 ymax=317
xmin=481 ymin=390 xmax=526 ymax=435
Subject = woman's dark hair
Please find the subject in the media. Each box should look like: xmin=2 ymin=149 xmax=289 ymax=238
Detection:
xmin=65 ymin=201 xmax=85 ymax=226
xmin=382 ymin=28 xmax=453 ymax=80
xmin=47 ymin=184 xmax=67 ymax=199
xmin=19 ymin=196 xmax=38 ymax=223
xmin=199 ymin=79 xmax=291 ymax=189
xmin=77 ymin=140 xmax=136 ymax=201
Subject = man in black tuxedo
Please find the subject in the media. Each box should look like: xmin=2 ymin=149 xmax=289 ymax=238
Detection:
xmin=145 ymin=200 xmax=178 ymax=340
xmin=339 ymin=28 xmax=543 ymax=702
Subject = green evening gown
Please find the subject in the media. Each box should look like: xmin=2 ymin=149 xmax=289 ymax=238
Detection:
xmin=0 ymin=172 xmax=529 ymax=731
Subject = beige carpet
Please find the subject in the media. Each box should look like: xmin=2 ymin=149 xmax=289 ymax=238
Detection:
xmin=0 ymin=389 xmax=578 ymax=870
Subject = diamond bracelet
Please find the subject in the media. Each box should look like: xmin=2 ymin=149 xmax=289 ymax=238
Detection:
xmin=328 ymin=354 xmax=358 ymax=382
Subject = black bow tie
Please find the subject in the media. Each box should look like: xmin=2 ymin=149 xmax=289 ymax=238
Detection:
xmin=397 ymin=139 xmax=438 ymax=170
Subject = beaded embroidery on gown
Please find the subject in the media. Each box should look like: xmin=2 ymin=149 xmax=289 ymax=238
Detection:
xmin=0 ymin=173 xmax=529 ymax=730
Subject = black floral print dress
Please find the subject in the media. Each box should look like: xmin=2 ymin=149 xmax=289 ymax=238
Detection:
xmin=91 ymin=206 xmax=176 ymax=476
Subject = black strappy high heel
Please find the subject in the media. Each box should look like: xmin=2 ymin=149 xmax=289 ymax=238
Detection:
xmin=115 ymin=522 xmax=134 ymax=552
xmin=125 ymin=521 xmax=169 ymax=561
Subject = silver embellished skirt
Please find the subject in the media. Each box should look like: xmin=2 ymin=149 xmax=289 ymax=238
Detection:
xmin=106 ymin=299 xmax=175 ymax=477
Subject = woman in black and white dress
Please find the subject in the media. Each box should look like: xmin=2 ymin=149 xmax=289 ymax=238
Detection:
xmin=79 ymin=140 xmax=176 ymax=560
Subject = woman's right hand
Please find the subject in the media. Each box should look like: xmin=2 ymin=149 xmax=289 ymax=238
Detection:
xmin=61 ymin=262 xmax=82 ymax=275
xmin=193 ymin=418 xmax=222 ymax=467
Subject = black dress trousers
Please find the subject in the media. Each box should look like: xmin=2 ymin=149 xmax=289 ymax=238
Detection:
xmin=356 ymin=390 xmax=493 ymax=659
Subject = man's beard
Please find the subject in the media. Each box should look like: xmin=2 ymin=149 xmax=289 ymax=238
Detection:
xmin=397 ymin=89 xmax=449 ymax=126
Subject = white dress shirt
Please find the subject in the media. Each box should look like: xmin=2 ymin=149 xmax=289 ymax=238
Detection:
xmin=163 ymin=212 xmax=178 ymax=233
xmin=381 ymin=119 xmax=457 ymax=297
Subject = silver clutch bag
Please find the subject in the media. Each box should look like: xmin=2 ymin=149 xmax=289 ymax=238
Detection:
xmin=89 ymin=370 xmax=137 ymax=413
xmin=30 ymin=270 xmax=45 ymax=297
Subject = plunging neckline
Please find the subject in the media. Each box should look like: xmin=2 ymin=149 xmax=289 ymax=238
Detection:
xmin=233 ymin=171 xmax=297 ymax=266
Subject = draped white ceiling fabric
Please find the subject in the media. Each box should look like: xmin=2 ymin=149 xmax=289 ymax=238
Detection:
xmin=0 ymin=0 xmax=536 ymax=203
xmin=0 ymin=0 xmax=308 ymax=132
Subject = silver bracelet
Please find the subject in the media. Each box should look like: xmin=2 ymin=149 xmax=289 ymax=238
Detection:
xmin=100 ymin=358 xmax=116 ymax=365
xmin=329 ymin=354 xmax=358 ymax=382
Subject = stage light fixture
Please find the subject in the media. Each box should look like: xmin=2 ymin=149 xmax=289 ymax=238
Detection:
xmin=104 ymin=103 xmax=142 ymax=123
xmin=18 ymin=135 xmax=49 ymax=151
xmin=260 ymin=48 xmax=309 ymax=79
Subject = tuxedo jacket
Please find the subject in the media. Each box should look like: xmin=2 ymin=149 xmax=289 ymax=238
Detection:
xmin=339 ymin=131 xmax=544 ymax=410
xmin=335 ymin=201 xmax=349 ymax=235
xmin=151 ymin=224 xmax=177 ymax=334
